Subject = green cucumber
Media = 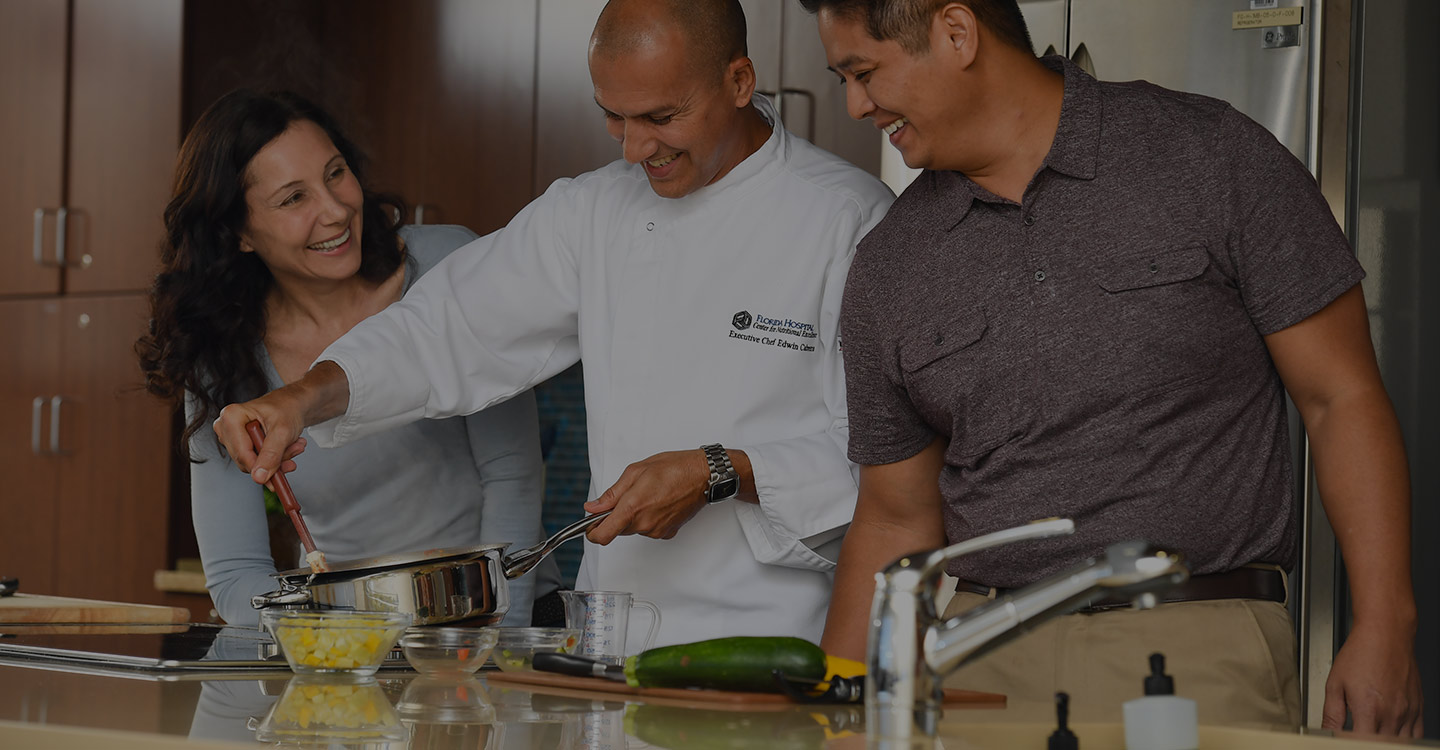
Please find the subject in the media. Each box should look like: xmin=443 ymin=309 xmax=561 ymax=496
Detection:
xmin=623 ymin=636 xmax=827 ymax=693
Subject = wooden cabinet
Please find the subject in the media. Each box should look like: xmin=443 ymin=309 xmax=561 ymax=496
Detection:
xmin=0 ymin=0 xmax=181 ymax=604
xmin=0 ymin=0 xmax=66 ymax=297
xmin=0 ymin=0 xmax=181 ymax=296
xmin=0 ymin=297 xmax=174 ymax=605
xmin=66 ymin=0 xmax=183 ymax=293
xmin=184 ymin=0 xmax=538 ymax=238
xmin=321 ymin=0 xmax=539 ymax=236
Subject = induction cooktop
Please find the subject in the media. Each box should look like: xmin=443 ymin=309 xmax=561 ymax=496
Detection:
xmin=0 ymin=623 xmax=289 ymax=676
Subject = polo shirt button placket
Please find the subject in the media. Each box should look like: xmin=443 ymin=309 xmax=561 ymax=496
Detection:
xmin=1023 ymin=214 xmax=1035 ymax=227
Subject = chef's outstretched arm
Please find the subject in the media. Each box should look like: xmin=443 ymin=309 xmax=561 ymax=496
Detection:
xmin=1266 ymin=284 xmax=1422 ymax=738
xmin=584 ymin=448 xmax=757 ymax=544
xmin=213 ymin=360 xmax=351 ymax=485
xmin=820 ymin=438 xmax=948 ymax=661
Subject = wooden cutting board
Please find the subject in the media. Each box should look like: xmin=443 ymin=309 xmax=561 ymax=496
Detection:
xmin=0 ymin=594 xmax=190 ymax=624
xmin=485 ymin=669 xmax=1005 ymax=711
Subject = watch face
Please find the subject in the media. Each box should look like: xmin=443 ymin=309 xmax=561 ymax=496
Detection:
xmin=709 ymin=477 xmax=740 ymax=503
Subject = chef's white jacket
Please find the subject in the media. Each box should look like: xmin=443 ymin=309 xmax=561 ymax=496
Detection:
xmin=312 ymin=96 xmax=895 ymax=648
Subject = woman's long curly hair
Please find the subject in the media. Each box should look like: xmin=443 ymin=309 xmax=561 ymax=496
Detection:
xmin=136 ymin=89 xmax=405 ymax=460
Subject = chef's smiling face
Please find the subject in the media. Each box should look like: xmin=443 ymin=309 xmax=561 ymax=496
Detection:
xmin=590 ymin=30 xmax=760 ymax=200
xmin=816 ymin=8 xmax=959 ymax=171
xmin=240 ymin=119 xmax=365 ymax=285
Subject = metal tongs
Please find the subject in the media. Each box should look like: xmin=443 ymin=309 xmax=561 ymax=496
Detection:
xmin=245 ymin=421 xmax=328 ymax=573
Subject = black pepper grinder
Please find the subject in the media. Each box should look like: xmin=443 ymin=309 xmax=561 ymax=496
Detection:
xmin=1048 ymin=691 xmax=1079 ymax=750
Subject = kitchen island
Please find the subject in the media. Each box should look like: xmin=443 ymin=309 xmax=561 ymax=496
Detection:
xmin=1 ymin=656 xmax=1435 ymax=749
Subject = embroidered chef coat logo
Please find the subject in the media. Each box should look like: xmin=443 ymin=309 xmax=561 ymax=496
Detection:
xmin=727 ymin=310 xmax=818 ymax=353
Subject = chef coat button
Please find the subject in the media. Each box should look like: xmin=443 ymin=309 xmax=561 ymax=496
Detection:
xmin=646 ymin=222 xmax=655 ymax=231
xmin=1034 ymin=270 xmax=1046 ymax=282
xmin=1149 ymin=262 xmax=1159 ymax=273
xmin=1023 ymin=215 xmax=1035 ymax=227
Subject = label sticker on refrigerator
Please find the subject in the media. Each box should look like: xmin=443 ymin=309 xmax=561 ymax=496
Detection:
xmin=1250 ymin=0 xmax=1278 ymax=8
xmin=1232 ymin=7 xmax=1304 ymax=29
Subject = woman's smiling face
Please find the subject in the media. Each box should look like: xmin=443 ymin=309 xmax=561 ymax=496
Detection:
xmin=240 ymin=119 xmax=365 ymax=285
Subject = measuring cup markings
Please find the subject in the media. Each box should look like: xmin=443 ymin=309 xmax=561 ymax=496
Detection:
xmin=559 ymin=590 xmax=662 ymax=666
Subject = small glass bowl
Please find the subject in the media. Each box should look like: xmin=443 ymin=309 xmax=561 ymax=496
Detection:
xmin=398 ymin=626 xmax=498 ymax=678
xmin=490 ymin=627 xmax=579 ymax=672
xmin=261 ymin=609 xmax=411 ymax=676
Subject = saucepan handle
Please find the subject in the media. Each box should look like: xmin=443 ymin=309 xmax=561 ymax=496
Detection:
xmin=502 ymin=510 xmax=612 ymax=579
xmin=251 ymin=587 xmax=312 ymax=610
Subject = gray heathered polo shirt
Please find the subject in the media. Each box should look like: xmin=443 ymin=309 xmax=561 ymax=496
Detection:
xmin=841 ymin=56 xmax=1364 ymax=587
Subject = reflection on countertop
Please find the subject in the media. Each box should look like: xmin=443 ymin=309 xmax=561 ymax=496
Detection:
xmin=0 ymin=623 xmax=1436 ymax=749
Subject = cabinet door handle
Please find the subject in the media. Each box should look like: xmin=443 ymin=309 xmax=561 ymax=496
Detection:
xmin=55 ymin=207 xmax=68 ymax=267
xmin=413 ymin=204 xmax=431 ymax=225
xmin=32 ymin=397 xmax=44 ymax=455
xmin=33 ymin=209 xmax=45 ymax=265
xmin=49 ymin=396 xmax=64 ymax=455
xmin=31 ymin=208 xmax=70 ymax=267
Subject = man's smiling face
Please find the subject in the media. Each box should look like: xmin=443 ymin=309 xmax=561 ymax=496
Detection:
xmin=817 ymin=8 xmax=956 ymax=170
xmin=590 ymin=31 xmax=757 ymax=200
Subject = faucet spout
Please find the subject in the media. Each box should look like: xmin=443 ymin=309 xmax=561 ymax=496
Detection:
xmin=864 ymin=521 xmax=1188 ymax=745
xmin=927 ymin=539 xmax=1187 ymax=675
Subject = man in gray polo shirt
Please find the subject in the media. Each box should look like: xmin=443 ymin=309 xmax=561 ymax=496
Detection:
xmin=801 ymin=0 xmax=1421 ymax=736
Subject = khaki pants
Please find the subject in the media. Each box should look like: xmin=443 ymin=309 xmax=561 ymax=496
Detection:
xmin=940 ymin=592 xmax=1302 ymax=729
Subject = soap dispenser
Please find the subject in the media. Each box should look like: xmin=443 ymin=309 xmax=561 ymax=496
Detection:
xmin=1122 ymin=653 xmax=1198 ymax=750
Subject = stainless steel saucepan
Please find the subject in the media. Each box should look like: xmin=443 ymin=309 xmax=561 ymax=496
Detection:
xmin=250 ymin=511 xmax=610 ymax=626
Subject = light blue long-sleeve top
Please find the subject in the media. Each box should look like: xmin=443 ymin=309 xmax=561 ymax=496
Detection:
xmin=187 ymin=224 xmax=557 ymax=626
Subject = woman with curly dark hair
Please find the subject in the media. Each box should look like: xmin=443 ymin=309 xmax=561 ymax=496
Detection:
xmin=137 ymin=89 xmax=560 ymax=626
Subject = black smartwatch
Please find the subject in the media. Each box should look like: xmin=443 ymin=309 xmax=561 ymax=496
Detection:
xmin=701 ymin=444 xmax=740 ymax=503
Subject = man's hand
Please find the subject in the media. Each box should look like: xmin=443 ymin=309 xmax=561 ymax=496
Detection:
xmin=821 ymin=438 xmax=947 ymax=660
xmin=1323 ymin=620 xmax=1424 ymax=737
xmin=214 ymin=398 xmax=307 ymax=485
xmin=583 ymin=448 xmax=748 ymax=544
xmin=212 ymin=361 xmax=351 ymax=484
xmin=1268 ymin=285 xmax=1422 ymax=737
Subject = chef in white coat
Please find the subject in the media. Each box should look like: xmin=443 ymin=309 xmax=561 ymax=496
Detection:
xmin=213 ymin=0 xmax=894 ymax=648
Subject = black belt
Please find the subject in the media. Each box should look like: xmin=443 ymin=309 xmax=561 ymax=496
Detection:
xmin=953 ymin=565 xmax=1286 ymax=614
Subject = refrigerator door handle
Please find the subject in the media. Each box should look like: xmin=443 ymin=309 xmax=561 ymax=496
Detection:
xmin=1070 ymin=41 xmax=1097 ymax=78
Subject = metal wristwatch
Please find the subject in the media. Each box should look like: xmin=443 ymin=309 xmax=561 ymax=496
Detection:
xmin=701 ymin=444 xmax=739 ymax=503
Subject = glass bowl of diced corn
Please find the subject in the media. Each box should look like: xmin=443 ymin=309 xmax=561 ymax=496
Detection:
xmin=261 ymin=609 xmax=411 ymax=676
xmin=491 ymin=627 xmax=579 ymax=672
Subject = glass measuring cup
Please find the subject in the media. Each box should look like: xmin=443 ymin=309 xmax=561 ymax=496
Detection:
xmin=558 ymin=590 xmax=661 ymax=666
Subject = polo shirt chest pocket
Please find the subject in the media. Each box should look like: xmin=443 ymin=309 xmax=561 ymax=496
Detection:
xmin=898 ymin=309 xmax=1023 ymax=459
xmin=1092 ymin=244 xmax=1210 ymax=294
xmin=1087 ymin=244 xmax=1226 ymax=396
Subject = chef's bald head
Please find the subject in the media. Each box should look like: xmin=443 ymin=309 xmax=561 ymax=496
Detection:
xmin=590 ymin=0 xmax=748 ymax=83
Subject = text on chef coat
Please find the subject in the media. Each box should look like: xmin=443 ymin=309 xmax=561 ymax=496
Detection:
xmin=729 ymin=310 xmax=818 ymax=352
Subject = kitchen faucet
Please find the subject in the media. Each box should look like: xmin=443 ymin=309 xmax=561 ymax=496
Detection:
xmin=865 ymin=518 xmax=1188 ymax=746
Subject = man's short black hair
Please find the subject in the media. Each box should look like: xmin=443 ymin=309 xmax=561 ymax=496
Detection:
xmin=797 ymin=0 xmax=1033 ymax=56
